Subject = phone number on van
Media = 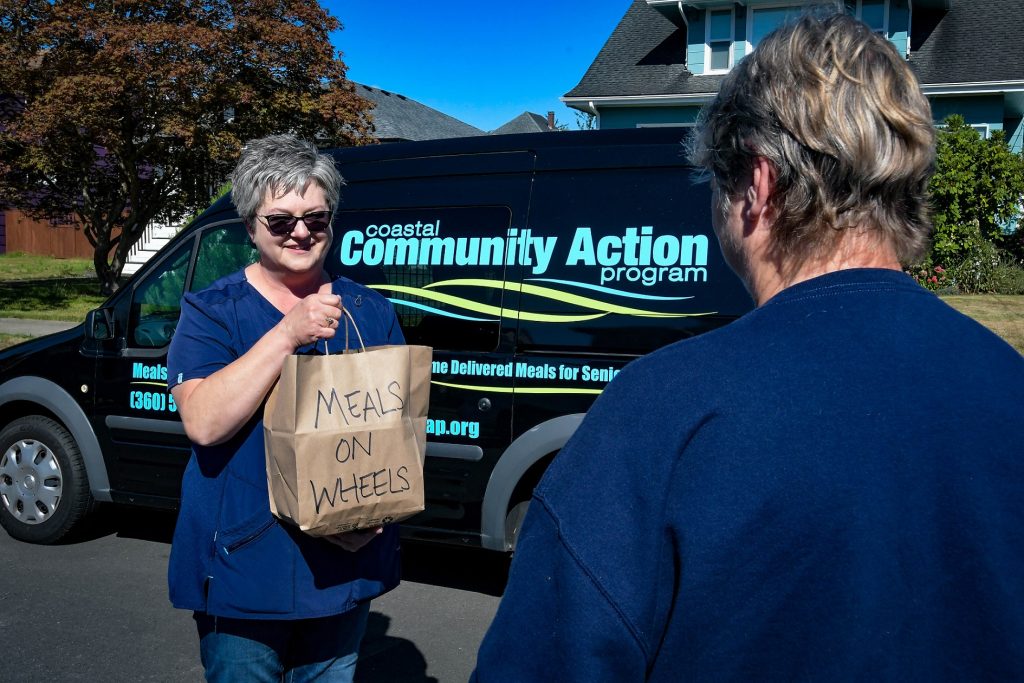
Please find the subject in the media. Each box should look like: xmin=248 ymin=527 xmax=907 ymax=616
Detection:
xmin=129 ymin=390 xmax=177 ymax=413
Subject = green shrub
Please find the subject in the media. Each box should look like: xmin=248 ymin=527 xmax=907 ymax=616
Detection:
xmin=947 ymin=238 xmax=1001 ymax=293
xmin=985 ymin=262 xmax=1024 ymax=295
xmin=936 ymin=240 xmax=1024 ymax=294
xmin=929 ymin=116 xmax=1024 ymax=263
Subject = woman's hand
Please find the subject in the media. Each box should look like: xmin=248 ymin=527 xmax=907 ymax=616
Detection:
xmin=174 ymin=290 xmax=343 ymax=447
xmin=277 ymin=293 xmax=343 ymax=348
xmin=322 ymin=526 xmax=384 ymax=552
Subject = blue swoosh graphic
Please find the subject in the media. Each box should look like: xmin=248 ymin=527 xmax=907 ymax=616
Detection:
xmin=389 ymin=298 xmax=497 ymax=322
xmin=524 ymin=278 xmax=692 ymax=301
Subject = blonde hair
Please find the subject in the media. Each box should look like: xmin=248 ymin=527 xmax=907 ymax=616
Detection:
xmin=690 ymin=12 xmax=935 ymax=265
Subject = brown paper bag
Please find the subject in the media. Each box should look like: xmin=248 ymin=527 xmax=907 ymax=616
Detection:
xmin=263 ymin=310 xmax=432 ymax=536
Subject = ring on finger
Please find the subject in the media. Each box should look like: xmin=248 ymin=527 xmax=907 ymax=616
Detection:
xmin=324 ymin=316 xmax=334 ymax=328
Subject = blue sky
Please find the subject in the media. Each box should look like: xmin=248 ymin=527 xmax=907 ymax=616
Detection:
xmin=322 ymin=1 xmax=632 ymax=132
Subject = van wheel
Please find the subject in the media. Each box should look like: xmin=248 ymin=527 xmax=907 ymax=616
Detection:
xmin=0 ymin=416 xmax=94 ymax=544
xmin=505 ymin=500 xmax=530 ymax=552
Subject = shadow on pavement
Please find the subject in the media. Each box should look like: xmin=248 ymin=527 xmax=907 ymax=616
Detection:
xmin=60 ymin=503 xmax=178 ymax=545
xmin=63 ymin=510 xmax=511 ymax=598
xmin=356 ymin=612 xmax=438 ymax=683
xmin=400 ymin=541 xmax=510 ymax=597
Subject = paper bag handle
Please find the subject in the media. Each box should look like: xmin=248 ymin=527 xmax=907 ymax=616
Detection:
xmin=318 ymin=307 xmax=366 ymax=355
xmin=339 ymin=307 xmax=366 ymax=352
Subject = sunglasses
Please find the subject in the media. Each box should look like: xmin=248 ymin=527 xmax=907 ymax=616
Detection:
xmin=259 ymin=210 xmax=332 ymax=236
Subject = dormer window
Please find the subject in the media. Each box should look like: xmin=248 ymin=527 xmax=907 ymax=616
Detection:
xmin=706 ymin=8 xmax=735 ymax=73
xmin=748 ymin=5 xmax=802 ymax=53
xmin=857 ymin=0 xmax=889 ymax=36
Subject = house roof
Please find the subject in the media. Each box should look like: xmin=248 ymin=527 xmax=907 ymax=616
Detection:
xmin=563 ymin=0 xmax=720 ymax=101
xmin=491 ymin=112 xmax=552 ymax=134
xmin=355 ymin=84 xmax=484 ymax=142
xmin=909 ymin=0 xmax=1024 ymax=85
xmin=564 ymin=0 xmax=1024 ymax=103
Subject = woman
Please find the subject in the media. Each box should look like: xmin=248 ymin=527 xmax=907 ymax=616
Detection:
xmin=167 ymin=134 xmax=403 ymax=682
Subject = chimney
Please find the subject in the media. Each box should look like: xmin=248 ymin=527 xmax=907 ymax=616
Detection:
xmin=547 ymin=111 xmax=555 ymax=130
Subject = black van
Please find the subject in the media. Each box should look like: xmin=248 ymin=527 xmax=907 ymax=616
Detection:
xmin=0 ymin=128 xmax=752 ymax=548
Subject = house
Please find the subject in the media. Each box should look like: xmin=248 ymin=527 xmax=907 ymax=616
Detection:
xmin=562 ymin=0 xmax=1024 ymax=152
xmin=356 ymin=84 xmax=485 ymax=142
xmin=491 ymin=111 xmax=557 ymax=134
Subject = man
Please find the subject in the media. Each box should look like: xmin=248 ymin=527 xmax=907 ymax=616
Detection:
xmin=472 ymin=13 xmax=1023 ymax=682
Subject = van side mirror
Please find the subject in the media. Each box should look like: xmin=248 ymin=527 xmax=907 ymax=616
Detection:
xmin=85 ymin=308 xmax=116 ymax=341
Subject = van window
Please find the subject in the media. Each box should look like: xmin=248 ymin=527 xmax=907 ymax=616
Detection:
xmin=129 ymin=241 xmax=191 ymax=348
xmin=329 ymin=207 xmax=511 ymax=351
xmin=192 ymin=223 xmax=257 ymax=292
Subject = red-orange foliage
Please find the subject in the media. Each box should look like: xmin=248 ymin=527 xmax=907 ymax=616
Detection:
xmin=0 ymin=0 xmax=374 ymax=293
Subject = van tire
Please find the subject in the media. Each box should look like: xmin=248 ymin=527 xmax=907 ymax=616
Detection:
xmin=0 ymin=416 xmax=95 ymax=544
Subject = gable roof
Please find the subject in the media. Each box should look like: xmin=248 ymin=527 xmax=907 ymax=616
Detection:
xmin=491 ymin=112 xmax=552 ymax=134
xmin=564 ymin=0 xmax=720 ymax=101
xmin=355 ymin=84 xmax=484 ymax=142
xmin=564 ymin=0 xmax=1024 ymax=104
xmin=909 ymin=0 xmax=1024 ymax=85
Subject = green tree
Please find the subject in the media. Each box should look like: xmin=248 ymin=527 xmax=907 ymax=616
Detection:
xmin=0 ymin=0 xmax=373 ymax=294
xmin=574 ymin=110 xmax=598 ymax=131
xmin=929 ymin=115 xmax=1024 ymax=264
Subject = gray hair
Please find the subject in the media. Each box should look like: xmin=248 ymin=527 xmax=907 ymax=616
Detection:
xmin=689 ymin=12 xmax=935 ymax=267
xmin=230 ymin=134 xmax=343 ymax=226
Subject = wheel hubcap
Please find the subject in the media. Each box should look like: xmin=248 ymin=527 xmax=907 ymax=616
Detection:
xmin=0 ymin=439 xmax=63 ymax=525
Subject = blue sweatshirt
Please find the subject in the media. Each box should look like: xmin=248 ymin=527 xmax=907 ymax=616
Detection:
xmin=473 ymin=269 xmax=1024 ymax=681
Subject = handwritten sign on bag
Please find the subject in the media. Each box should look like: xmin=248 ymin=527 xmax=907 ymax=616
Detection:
xmin=264 ymin=312 xmax=432 ymax=535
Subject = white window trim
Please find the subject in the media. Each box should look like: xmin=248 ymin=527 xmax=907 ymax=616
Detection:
xmin=970 ymin=123 xmax=991 ymax=139
xmin=856 ymin=0 xmax=890 ymax=37
xmin=935 ymin=122 xmax=991 ymax=139
xmin=704 ymin=7 xmax=735 ymax=75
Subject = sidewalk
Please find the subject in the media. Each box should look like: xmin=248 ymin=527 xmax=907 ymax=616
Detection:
xmin=0 ymin=318 xmax=79 ymax=336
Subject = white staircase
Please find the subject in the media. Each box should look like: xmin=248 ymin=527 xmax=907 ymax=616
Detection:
xmin=122 ymin=219 xmax=182 ymax=276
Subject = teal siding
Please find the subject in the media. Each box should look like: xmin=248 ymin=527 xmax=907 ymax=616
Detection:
xmin=930 ymin=95 xmax=1005 ymax=137
xmin=1006 ymin=117 xmax=1023 ymax=153
xmin=598 ymin=106 xmax=703 ymax=129
xmin=733 ymin=11 xmax=747 ymax=65
xmin=687 ymin=1 xmax=912 ymax=75
xmin=889 ymin=0 xmax=909 ymax=55
xmin=597 ymin=97 xmax=1018 ymax=148
xmin=688 ymin=12 xmax=706 ymax=74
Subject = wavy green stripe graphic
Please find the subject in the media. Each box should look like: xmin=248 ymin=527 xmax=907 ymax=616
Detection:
xmin=387 ymin=298 xmax=495 ymax=322
xmin=524 ymin=277 xmax=691 ymax=301
xmin=424 ymin=279 xmax=714 ymax=318
xmin=432 ymin=380 xmax=603 ymax=395
xmin=131 ymin=381 xmax=167 ymax=388
xmin=369 ymin=284 xmax=607 ymax=323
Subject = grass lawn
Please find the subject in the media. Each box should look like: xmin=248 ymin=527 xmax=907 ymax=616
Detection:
xmin=0 ymin=252 xmax=94 ymax=280
xmin=0 ymin=278 xmax=108 ymax=321
xmin=0 ymin=333 xmax=33 ymax=351
xmin=942 ymin=295 xmax=1024 ymax=354
xmin=0 ymin=252 xmax=109 ymax=322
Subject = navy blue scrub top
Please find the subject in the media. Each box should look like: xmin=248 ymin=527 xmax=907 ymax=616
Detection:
xmin=166 ymin=269 xmax=405 ymax=619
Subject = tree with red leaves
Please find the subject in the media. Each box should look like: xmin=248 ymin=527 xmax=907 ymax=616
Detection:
xmin=0 ymin=0 xmax=373 ymax=294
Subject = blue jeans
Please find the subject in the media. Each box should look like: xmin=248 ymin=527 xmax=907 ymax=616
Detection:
xmin=194 ymin=603 xmax=371 ymax=683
